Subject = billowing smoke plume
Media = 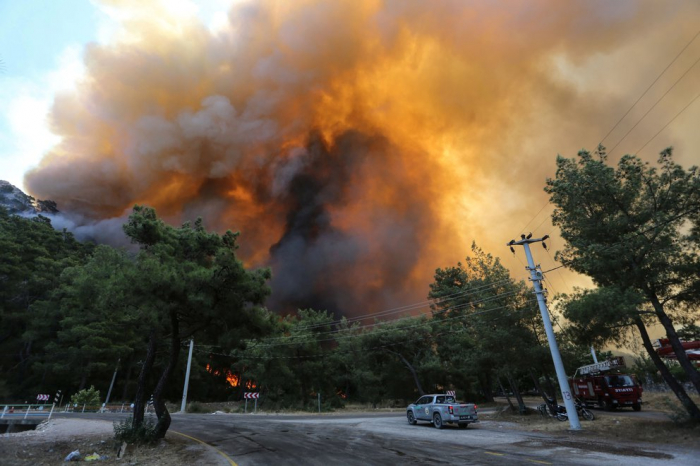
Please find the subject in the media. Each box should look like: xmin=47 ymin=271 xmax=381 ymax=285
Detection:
xmin=25 ymin=0 xmax=700 ymax=314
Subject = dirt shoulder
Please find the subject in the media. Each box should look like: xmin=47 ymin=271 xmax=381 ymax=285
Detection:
xmin=482 ymin=405 xmax=700 ymax=450
xmin=0 ymin=418 xmax=227 ymax=465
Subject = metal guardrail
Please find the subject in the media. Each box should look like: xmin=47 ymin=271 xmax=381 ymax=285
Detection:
xmin=2 ymin=404 xmax=57 ymax=420
xmin=1 ymin=403 xmax=139 ymax=420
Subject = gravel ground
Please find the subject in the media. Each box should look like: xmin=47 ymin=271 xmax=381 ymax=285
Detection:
xmin=0 ymin=418 xmax=226 ymax=465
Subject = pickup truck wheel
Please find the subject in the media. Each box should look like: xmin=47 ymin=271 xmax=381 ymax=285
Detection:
xmin=407 ymin=411 xmax=417 ymax=425
xmin=632 ymin=403 xmax=641 ymax=412
xmin=458 ymin=423 xmax=468 ymax=429
xmin=433 ymin=413 xmax=444 ymax=429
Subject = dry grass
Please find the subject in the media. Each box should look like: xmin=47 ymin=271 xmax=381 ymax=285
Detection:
xmin=640 ymin=392 xmax=700 ymax=415
xmin=483 ymin=405 xmax=700 ymax=449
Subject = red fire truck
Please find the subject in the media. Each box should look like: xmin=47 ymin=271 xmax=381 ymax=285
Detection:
xmin=569 ymin=357 xmax=643 ymax=411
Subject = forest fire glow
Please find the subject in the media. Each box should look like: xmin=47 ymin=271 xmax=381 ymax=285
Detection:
xmin=24 ymin=0 xmax=700 ymax=316
xmin=206 ymin=364 xmax=240 ymax=387
xmin=206 ymin=364 xmax=257 ymax=389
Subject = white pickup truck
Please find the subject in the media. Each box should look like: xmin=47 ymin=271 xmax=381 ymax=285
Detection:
xmin=407 ymin=394 xmax=478 ymax=429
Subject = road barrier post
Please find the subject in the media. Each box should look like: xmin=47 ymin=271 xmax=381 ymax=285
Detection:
xmin=245 ymin=398 xmax=248 ymax=414
xmin=254 ymin=398 xmax=257 ymax=414
xmin=48 ymin=403 xmax=55 ymax=420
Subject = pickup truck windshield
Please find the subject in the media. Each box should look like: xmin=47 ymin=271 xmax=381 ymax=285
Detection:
xmin=605 ymin=375 xmax=634 ymax=387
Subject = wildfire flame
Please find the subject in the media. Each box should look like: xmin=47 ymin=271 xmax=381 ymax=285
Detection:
xmin=206 ymin=364 xmax=240 ymax=387
xmin=206 ymin=364 xmax=257 ymax=389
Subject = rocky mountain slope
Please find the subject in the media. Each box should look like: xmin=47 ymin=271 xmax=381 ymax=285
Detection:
xmin=0 ymin=180 xmax=59 ymax=215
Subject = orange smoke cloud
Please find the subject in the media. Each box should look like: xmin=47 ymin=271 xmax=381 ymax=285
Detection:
xmin=25 ymin=0 xmax=700 ymax=314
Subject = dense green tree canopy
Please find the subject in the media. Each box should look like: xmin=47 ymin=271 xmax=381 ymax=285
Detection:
xmin=0 ymin=207 xmax=93 ymax=397
xmin=547 ymin=147 xmax=700 ymax=420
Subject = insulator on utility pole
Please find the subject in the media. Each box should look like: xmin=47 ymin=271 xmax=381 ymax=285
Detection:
xmin=507 ymin=235 xmax=581 ymax=430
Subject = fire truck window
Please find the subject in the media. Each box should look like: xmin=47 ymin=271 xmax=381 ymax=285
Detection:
xmin=606 ymin=375 xmax=634 ymax=387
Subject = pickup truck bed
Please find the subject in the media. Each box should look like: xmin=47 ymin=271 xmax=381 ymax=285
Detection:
xmin=407 ymin=394 xmax=478 ymax=429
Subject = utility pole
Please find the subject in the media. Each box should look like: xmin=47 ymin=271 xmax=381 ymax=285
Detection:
xmin=181 ymin=339 xmax=194 ymax=413
xmin=104 ymin=359 xmax=120 ymax=411
xmin=508 ymin=234 xmax=581 ymax=430
xmin=590 ymin=347 xmax=599 ymax=364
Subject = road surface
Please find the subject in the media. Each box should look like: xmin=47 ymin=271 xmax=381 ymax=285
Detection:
xmin=16 ymin=411 xmax=697 ymax=465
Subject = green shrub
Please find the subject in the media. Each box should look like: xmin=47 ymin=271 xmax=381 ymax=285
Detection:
xmin=114 ymin=416 xmax=158 ymax=445
xmin=187 ymin=401 xmax=207 ymax=413
xmin=70 ymin=386 xmax=101 ymax=406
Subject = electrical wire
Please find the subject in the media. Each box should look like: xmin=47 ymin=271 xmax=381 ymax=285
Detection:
xmin=197 ymin=300 xmax=539 ymax=360
xmin=599 ymin=28 xmax=700 ymax=146
xmin=514 ymin=29 xmax=700 ymax=251
xmin=258 ymin=277 xmax=516 ymax=335
xmin=539 ymin=204 xmax=700 ymax=278
xmin=607 ymin=54 xmax=700 ymax=157
xmin=248 ymin=292 xmax=527 ymax=347
xmin=634 ymin=91 xmax=700 ymax=155
xmin=518 ymin=201 xmax=551 ymax=236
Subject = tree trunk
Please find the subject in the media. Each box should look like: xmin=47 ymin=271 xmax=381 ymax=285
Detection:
xmin=544 ymin=373 xmax=558 ymax=405
xmin=482 ymin=371 xmax=495 ymax=402
xmin=133 ymin=328 xmax=157 ymax=428
xmin=497 ymin=377 xmax=515 ymax=411
xmin=153 ymin=311 xmax=181 ymax=440
xmin=78 ymin=365 xmax=89 ymax=391
xmin=121 ymin=360 xmax=134 ymax=403
xmin=530 ymin=369 xmax=556 ymax=413
xmin=385 ymin=349 xmax=425 ymax=396
xmin=18 ymin=340 xmax=32 ymax=385
xmin=647 ymin=293 xmax=700 ymax=396
xmin=506 ymin=371 xmax=526 ymax=414
xmin=635 ymin=317 xmax=700 ymax=421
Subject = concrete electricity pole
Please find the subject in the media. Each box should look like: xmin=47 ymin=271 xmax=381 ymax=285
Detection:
xmin=104 ymin=358 xmax=120 ymax=411
xmin=508 ymin=234 xmax=581 ymax=430
xmin=181 ymin=339 xmax=194 ymax=413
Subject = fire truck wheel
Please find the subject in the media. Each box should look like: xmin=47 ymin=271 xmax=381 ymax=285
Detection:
xmin=632 ymin=403 xmax=641 ymax=412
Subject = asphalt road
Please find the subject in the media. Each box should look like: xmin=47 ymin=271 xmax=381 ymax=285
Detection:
xmin=165 ymin=412 xmax=695 ymax=466
xmin=10 ymin=409 xmax=696 ymax=465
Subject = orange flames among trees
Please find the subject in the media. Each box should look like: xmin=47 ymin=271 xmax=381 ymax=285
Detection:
xmin=206 ymin=364 xmax=256 ymax=389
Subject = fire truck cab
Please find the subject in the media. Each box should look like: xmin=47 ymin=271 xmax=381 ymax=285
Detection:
xmin=570 ymin=357 xmax=643 ymax=412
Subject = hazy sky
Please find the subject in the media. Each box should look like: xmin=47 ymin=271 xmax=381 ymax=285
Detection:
xmin=0 ymin=0 xmax=232 ymax=190
xmin=1 ymin=0 xmax=699 ymax=316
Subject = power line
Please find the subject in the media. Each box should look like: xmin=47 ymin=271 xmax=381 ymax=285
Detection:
xmin=516 ymin=29 xmax=700 ymax=245
xmin=199 ymin=301 xmax=539 ymax=360
xmin=258 ymin=278 xmax=516 ymax=336
xmin=542 ymin=205 xmax=700 ymax=276
xmin=599 ymin=28 xmax=700 ymax=146
xmin=248 ymin=292 xmax=527 ymax=347
xmin=518 ymin=200 xmax=551 ymax=235
xmin=634 ymin=91 xmax=700 ymax=155
xmin=607 ymin=54 xmax=700 ymax=157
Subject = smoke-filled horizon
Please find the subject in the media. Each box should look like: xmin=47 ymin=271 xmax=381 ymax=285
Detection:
xmin=24 ymin=0 xmax=700 ymax=316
